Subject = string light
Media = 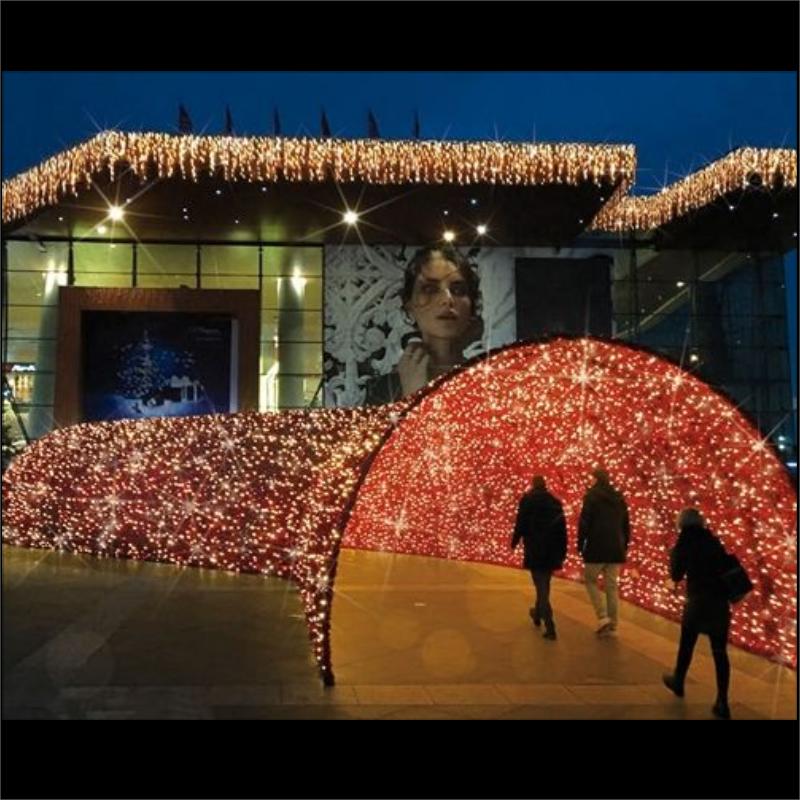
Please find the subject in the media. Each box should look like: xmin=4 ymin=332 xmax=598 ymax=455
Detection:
xmin=592 ymin=147 xmax=797 ymax=232
xmin=2 ymin=337 xmax=796 ymax=682
xmin=2 ymin=408 xmax=394 ymax=685
xmin=2 ymin=133 xmax=793 ymax=234
xmin=1 ymin=131 xmax=635 ymax=224
xmin=345 ymin=337 xmax=797 ymax=670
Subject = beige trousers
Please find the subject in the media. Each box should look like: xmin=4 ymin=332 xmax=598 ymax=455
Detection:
xmin=583 ymin=563 xmax=622 ymax=625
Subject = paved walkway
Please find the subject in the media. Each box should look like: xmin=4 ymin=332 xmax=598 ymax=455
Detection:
xmin=3 ymin=544 xmax=796 ymax=719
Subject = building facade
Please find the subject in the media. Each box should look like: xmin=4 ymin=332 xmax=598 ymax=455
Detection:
xmin=2 ymin=133 xmax=797 ymax=467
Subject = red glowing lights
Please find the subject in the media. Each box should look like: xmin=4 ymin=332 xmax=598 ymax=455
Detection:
xmin=2 ymin=337 xmax=796 ymax=681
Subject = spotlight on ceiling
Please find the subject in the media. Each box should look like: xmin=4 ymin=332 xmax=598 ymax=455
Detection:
xmin=343 ymin=209 xmax=359 ymax=226
xmin=108 ymin=205 xmax=124 ymax=221
xmin=476 ymin=224 xmax=488 ymax=236
xmin=443 ymin=230 xmax=456 ymax=243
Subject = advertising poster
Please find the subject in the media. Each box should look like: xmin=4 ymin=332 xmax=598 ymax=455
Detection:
xmin=324 ymin=245 xmax=516 ymax=407
xmin=81 ymin=311 xmax=236 ymax=422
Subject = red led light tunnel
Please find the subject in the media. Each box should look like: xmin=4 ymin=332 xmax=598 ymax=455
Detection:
xmin=3 ymin=337 xmax=796 ymax=683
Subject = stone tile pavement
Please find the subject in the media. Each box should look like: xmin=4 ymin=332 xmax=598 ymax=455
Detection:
xmin=3 ymin=545 xmax=796 ymax=720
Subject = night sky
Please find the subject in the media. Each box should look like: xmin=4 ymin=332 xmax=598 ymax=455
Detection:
xmin=2 ymin=70 xmax=797 ymax=398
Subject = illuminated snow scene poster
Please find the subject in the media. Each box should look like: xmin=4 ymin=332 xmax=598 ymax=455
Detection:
xmin=81 ymin=311 xmax=236 ymax=422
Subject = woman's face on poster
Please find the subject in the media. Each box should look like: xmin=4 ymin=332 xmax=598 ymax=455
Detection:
xmin=405 ymin=254 xmax=474 ymax=342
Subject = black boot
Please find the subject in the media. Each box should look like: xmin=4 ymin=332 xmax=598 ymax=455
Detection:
xmin=543 ymin=621 xmax=557 ymax=640
xmin=662 ymin=673 xmax=684 ymax=698
xmin=712 ymin=700 xmax=731 ymax=719
xmin=529 ymin=607 xmax=541 ymax=627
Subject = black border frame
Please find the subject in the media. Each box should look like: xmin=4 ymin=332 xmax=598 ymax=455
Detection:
xmin=2 ymin=2 xmax=797 ymax=799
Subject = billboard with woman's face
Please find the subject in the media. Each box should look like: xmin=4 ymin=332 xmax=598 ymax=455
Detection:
xmin=323 ymin=245 xmax=517 ymax=407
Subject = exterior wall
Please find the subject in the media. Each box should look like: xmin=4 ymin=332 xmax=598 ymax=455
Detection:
xmin=614 ymin=246 xmax=795 ymax=460
xmin=2 ymin=235 xmax=795 ymax=466
xmin=2 ymin=240 xmax=324 ymax=439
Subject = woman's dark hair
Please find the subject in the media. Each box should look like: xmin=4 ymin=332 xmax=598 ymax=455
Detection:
xmin=400 ymin=245 xmax=481 ymax=315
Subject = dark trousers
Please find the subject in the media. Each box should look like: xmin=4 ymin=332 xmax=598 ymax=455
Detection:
xmin=530 ymin=569 xmax=554 ymax=630
xmin=674 ymin=613 xmax=730 ymax=704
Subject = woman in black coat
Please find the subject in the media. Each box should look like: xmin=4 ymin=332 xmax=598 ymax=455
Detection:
xmin=662 ymin=508 xmax=732 ymax=719
xmin=511 ymin=476 xmax=567 ymax=640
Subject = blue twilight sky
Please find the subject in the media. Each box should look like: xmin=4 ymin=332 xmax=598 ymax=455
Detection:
xmin=2 ymin=71 xmax=797 ymax=397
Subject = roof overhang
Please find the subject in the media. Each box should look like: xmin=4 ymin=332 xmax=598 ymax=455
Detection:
xmin=2 ymin=133 xmax=796 ymax=250
xmin=2 ymin=132 xmax=631 ymax=246
xmin=592 ymin=147 xmax=797 ymax=251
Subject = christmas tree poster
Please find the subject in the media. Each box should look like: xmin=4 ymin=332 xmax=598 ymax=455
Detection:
xmin=81 ymin=312 xmax=236 ymax=422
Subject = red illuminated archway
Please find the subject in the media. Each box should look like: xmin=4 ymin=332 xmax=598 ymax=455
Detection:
xmin=343 ymin=337 xmax=797 ymax=668
xmin=3 ymin=337 xmax=796 ymax=682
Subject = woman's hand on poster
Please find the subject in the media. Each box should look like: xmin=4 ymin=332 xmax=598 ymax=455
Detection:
xmin=398 ymin=341 xmax=430 ymax=397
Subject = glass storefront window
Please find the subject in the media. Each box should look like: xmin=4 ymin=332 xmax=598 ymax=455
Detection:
xmin=260 ymin=342 xmax=319 ymax=373
xmin=201 ymin=245 xmax=258 ymax=277
xmin=261 ymin=277 xmax=322 ymax=310
xmin=5 ymin=306 xmax=46 ymax=339
xmin=8 ymin=372 xmax=55 ymax=406
xmin=137 ymin=273 xmax=197 ymax=289
xmin=201 ymin=275 xmax=258 ymax=290
xmin=6 ymin=241 xmax=69 ymax=273
xmin=3 ymin=339 xmax=56 ymax=370
xmin=73 ymin=242 xmax=132 ymax=274
xmin=73 ymin=272 xmax=132 ymax=288
xmin=17 ymin=404 xmax=56 ymax=441
xmin=262 ymin=247 xmax=322 ymax=277
xmin=6 ymin=272 xmax=61 ymax=306
xmin=260 ymin=309 xmax=323 ymax=342
xmin=268 ymin=376 xmax=323 ymax=408
xmin=137 ymin=244 xmax=197 ymax=275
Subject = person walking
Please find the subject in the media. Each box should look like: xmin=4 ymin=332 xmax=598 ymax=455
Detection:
xmin=511 ymin=475 xmax=567 ymax=640
xmin=662 ymin=508 xmax=733 ymax=720
xmin=578 ymin=468 xmax=631 ymax=636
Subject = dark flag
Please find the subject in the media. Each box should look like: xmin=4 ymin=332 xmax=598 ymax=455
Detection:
xmin=224 ymin=105 xmax=234 ymax=135
xmin=367 ymin=109 xmax=380 ymax=139
xmin=320 ymin=109 xmax=331 ymax=138
xmin=178 ymin=104 xmax=193 ymax=134
xmin=413 ymin=109 xmax=421 ymax=139
xmin=273 ymin=107 xmax=282 ymax=136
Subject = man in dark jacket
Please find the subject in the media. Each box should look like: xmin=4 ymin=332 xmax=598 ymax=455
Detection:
xmin=511 ymin=476 xmax=567 ymax=640
xmin=578 ymin=468 xmax=631 ymax=636
xmin=662 ymin=508 xmax=732 ymax=719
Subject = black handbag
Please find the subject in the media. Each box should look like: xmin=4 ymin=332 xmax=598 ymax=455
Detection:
xmin=719 ymin=552 xmax=754 ymax=603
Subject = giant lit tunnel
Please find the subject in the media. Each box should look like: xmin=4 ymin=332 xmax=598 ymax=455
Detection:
xmin=3 ymin=337 xmax=796 ymax=683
